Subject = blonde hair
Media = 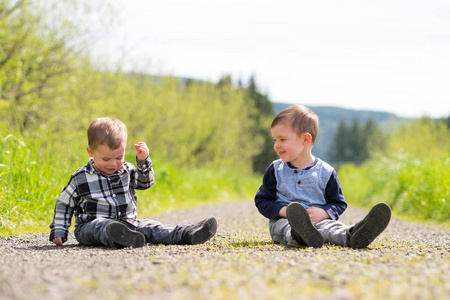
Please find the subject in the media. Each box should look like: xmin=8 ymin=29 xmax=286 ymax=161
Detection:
xmin=271 ymin=105 xmax=319 ymax=144
xmin=87 ymin=117 xmax=127 ymax=150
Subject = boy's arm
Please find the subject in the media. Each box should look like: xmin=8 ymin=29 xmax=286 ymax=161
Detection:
xmin=321 ymin=170 xmax=347 ymax=220
xmin=133 ymin=157 xmax=155 ymax=190
xmin=255 ymin=164 xmax=285 ymax=220
xmin=49 ymin=176 xmax=77 ymax=244
xmin=132 ymin=142 xmax=155 ymax=190
xmin=52 ymin=236 xmax=65 ymax=246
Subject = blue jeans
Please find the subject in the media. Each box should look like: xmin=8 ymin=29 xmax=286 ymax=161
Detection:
xmin=74 ymin=218 xmax=186 ymax=248
xmin=269 ymin=218 xmax=352 ymax=247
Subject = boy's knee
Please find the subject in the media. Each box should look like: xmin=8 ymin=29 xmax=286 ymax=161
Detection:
xmin=269 ymin=218 xmax=294 ymax=245
xmin=75 ymin=218 xmax=116 ymax=247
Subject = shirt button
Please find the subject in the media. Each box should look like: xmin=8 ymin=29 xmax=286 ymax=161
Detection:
xmin=297 ymin=180 xmax=301 ymax=184
xmin=294 ymin=170 xmax=298 ymax=174
xmin=113 ymin=194 xmax=116 ymax=197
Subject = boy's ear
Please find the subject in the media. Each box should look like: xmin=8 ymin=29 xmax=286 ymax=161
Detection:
xmin=303 ymin=133 xmax=313 ymax=145
xmin=86 ymin=147 xmax=93 ymax=157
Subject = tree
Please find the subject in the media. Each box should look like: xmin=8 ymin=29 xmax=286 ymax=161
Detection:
xmin=0 ymin=0 xmax=112 ymax=131
xmin=329 ymin=118 xmax=384 ymax=164
xmin=0 ymin=1 xmax=73 ymax=129
xmin=330 ymin=120 xmax=351 ymax=163
xmin=244 ymin=76 xmax=277 ymax=173
xmin=365 ymin=118 xmax=386 ymax=157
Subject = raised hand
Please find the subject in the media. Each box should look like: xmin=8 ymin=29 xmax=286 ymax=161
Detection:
xmin=134 ymin=142 xmax=150 ymax=161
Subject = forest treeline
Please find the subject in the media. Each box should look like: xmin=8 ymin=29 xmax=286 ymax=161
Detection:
xmin=329 ymin=118 xmax=386 ymax=164
xmin=339 ymin=117 xmax=450 ymax=223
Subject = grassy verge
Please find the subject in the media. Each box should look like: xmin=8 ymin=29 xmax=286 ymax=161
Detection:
xmin=0 ymin=129 xmax=64 ymax=235
xmin=339 ymin=118 xmax=449 ymax=226
xmin=339 ymin=155 xmax=450 ymax=225
xmin=0 ymin=129 xmax=261 ymax=236
xmin=136 ymin=162 xmax=260 ymax=218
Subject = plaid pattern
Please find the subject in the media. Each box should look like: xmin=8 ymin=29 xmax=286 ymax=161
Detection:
xmin=49 ymin=157 xmax=154 ymax=241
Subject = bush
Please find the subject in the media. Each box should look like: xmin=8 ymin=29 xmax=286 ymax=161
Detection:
xmin=339 ymin=118 xmax=450 ymax=224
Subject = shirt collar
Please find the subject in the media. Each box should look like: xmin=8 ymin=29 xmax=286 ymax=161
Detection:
xmin=287 ymin=157 xmax=318 ymax=170
xmin=87 ymin=158 xmax=96 ymax=175
xmin=86 ymin=157 xmax=126 ymax=176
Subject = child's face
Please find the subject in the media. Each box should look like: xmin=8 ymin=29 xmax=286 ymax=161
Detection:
xmin=86 ymin=142 xmax=126 ymax=176
xmin=271 ymin=123 xmax=309 ymax=167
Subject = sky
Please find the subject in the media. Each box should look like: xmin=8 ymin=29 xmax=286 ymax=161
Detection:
xmin=95 ymin=0 xmax=450 ymax=118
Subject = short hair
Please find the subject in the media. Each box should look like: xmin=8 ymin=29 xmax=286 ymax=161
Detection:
xmin=87 ymin=117 xmax=127 ymax=150
xmin=271 ymin=105 xmax=319 ymax=144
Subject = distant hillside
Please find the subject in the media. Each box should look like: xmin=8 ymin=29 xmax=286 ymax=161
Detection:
xmin=273 ymin=103 xmax=404 ymax=163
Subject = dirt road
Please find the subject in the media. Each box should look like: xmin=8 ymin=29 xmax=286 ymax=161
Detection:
xmin=0 ymin=201 xmax=448 ymax=299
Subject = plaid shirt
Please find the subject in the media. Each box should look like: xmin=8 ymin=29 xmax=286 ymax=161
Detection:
xmin=49 ymin=156 xmax=155 ymax=241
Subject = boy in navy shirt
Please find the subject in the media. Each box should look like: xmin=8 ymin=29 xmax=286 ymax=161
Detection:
xmin=255 ymin=105 xmax=391 ymax=248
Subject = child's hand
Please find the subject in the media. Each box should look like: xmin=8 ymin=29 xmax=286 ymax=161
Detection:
xmin=134 ymin=142 xmax=149 ymax=161
xmin=307 ymin=207 xmax=330 ymax=224
xmin=278 ymin=206 xmax=287 ymax=218
xmin=52 ymin=236 xmax=65 ymax=246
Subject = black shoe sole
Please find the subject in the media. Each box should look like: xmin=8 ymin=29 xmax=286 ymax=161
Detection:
xmin=187 ymin=217 xmax=218 ymax=245
xmin=350 ymin=203 xmax=391 ymax=249
xmin=286 ymin=202 xmax=324 ymax=248
xmin=106 ymin=222 xmax=145 ymax=248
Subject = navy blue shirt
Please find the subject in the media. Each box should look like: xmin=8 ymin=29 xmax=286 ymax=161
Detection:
xmin=255 ymin=158 xmax=347 ymax=220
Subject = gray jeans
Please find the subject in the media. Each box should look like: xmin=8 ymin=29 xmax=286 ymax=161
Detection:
xmin=269 ymin=218 xmax=353 ymax=247
xmin=74 ymin=218 xmax=186 ymax=248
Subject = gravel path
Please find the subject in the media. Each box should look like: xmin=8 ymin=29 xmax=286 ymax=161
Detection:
xmin=0 ymin=200 xmax=449 ymax=300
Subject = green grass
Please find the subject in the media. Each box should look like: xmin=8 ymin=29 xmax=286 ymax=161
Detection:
xmin=136 ymin=161 xmax=259 ymax=217
xmin=339 ymin=118 xmax=450 ymax=226
xmin=0 ymin=128 xmax=261 ymax=236
xmin=339 ymin=155 xmax=450 ymax=225
xmin=0 ymin=129 xmax=65 ymax=235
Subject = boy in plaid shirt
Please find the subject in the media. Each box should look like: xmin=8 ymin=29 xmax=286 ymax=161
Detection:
xmin=50 ymin=117 xmax=217 ymax=248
